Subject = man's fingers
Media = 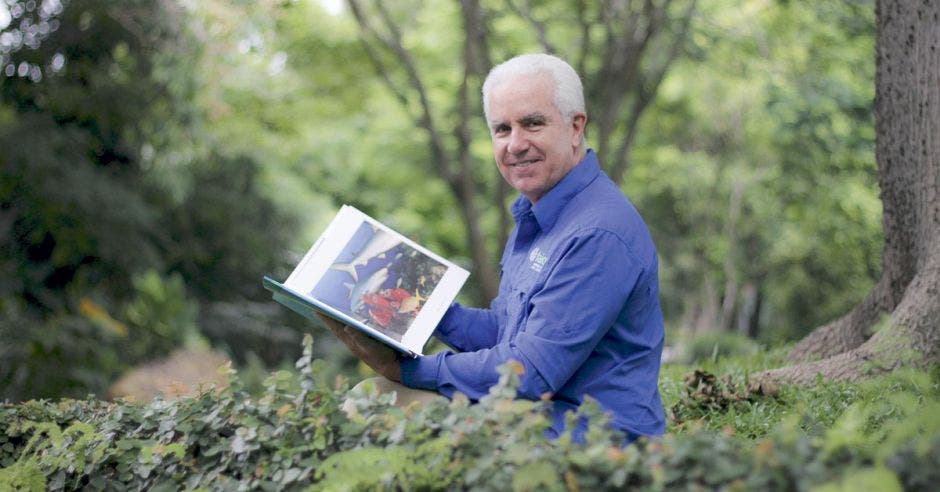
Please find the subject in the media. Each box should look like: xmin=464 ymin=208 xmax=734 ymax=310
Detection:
xmin=314 ymin=316 xmax=400 ymax=380
xmin=316 ymin=313 xmax=346 ymax=334
xmin=337 ymin=326 xmax=369 ymax=356
xmin=340 ymin=326 xmax=387 ymax=357
xmin=345 ymin=327 xmax=377 ymax=354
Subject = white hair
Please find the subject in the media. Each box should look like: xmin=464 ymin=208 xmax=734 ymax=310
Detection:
xmin=481 ymin=53 xmax=586 ymax=123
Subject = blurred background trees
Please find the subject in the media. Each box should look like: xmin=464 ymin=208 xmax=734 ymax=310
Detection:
xmin=1 ymin=0 xmax=883 ymax=401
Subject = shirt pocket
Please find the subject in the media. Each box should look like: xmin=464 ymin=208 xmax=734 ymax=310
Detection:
xmin=504 ymin=284 xmax=529 ymax=337
xmin=507 ymin=267 xmax=545 ymax=336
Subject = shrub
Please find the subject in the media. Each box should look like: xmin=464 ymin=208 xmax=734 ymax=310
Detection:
xmin=1 ymin=336 xmax=937 ymax=490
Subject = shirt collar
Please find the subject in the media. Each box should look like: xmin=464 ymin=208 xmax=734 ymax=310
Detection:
xmin=511 ymin=149 xmax=600 ymax=232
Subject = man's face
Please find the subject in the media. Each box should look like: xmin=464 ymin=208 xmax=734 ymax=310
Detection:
xmin=487 ymin=74 xmax=586 ymax=203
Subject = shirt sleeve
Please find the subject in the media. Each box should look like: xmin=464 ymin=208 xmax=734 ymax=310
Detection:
xmin=401 ymin=230 xmax=641 ymax=401
xmin=434 ymin=301 xmax=501 ymax=352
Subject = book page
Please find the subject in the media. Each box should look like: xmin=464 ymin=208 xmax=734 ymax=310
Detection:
xmin=282 ymin=206 xmax=468 ymax=354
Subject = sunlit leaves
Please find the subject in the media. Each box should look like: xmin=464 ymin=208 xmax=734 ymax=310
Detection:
xmin=0 ymin=0 xmax=66 ymax=81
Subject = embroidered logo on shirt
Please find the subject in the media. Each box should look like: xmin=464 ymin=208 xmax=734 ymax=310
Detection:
xmin=528 ymin=247 xmax=548 ymax=273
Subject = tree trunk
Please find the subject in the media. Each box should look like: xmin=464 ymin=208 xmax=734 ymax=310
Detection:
xmin=762 ymin=240 xmax=940 ymax=384
xmin=452 ymin=174 xmax=500 ymax=300
xmin=761 ymin=0 xmax=939 ymax=384
xmin=785 ymin=284 xmax=888 ymax=362
xmin=719 ymin=178 xmax=746 ymax=332
xmin=735 ymin=282 xmax=760 ymax=338
xmin=688 ymin=276 xmax=720 ymax=334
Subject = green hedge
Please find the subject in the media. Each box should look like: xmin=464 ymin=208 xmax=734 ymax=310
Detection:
xmin=1 ymin=336 xmax=937 ymax=491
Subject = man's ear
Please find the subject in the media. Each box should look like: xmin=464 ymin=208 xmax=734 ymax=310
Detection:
xmin=570 ymin=112 xmax=587 ymax=146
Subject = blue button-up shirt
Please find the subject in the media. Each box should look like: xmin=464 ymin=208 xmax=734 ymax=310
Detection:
xmin=401 ymin=150 xmax=665 ymax=438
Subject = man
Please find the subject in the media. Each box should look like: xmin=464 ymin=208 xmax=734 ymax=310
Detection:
xmin=323 ymin=53 xmax=665 ymax=441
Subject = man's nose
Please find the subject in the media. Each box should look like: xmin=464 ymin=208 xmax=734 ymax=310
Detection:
xmin=507 ymin=129 xmax=530 ymax=154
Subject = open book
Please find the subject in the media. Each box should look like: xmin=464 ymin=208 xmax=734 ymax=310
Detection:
xmin=263 ymin=205 xmax=469 ymax=357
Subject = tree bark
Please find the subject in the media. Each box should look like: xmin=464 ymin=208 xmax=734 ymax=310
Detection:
xmin=735 ymin=282 xmax=760 ymax=338
xmin=762 ymin=239 xmax=939 ymax=384
xmin=762 ymin=0 xmax=940 ymax=383
xmin=785 ymin=286 xmax=887 ymax=362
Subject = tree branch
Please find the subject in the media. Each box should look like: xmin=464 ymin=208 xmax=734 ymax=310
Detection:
xmin=608 ymin=0 xmax=696 ymax=183
xmin=347 ymin=3 xmax=412 ymax=109
xmin=347 ymin=0 xmax=455 ymax=183
xmin=574 ymin=0 xmax=592 ymax=78
xmin=504 ymin=0 xmax=557 ymax=53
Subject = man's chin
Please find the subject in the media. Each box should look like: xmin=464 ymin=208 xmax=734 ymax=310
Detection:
xmin=511 ymin=179 xmax=534 ymax=194
xmin=514 ymin=183 xmax=546 ymax=202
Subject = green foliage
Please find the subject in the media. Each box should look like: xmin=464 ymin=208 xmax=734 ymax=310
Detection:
xmin=157 ymin=152 xmax=302 ymax=366
xmin=1 ymin=0 xmax=194 ymax=312
xmin=684 ymin=332 xmax=760 ymax=364
xmin=669 ymin=369 xmax=780 ymax=436
xmin=0 ymin=459 xmax=46 ymax=491
xmin=0 ymin=112 xmax=165 ymax=310
xmin=0 ymin=305 xmax=122 ymax=401
xmin=634 ymin=0 xmax=880 ymax=339
xmin=163 ymin=155 xmax=297 ymax=303
xmin=665 ymin=359 xmax=940 ymax=452
xmin=1 ymin=0 xmax=307 ymax=398
xmin=0 ymin=270 xmax=199 ymax=401
xmin=122 ymin=270 xmax=200 ymax=363
xmin=0 ymin=0 xmax=905 ymax=452
xmin=1 ymin=337 xmax=937 ymax=490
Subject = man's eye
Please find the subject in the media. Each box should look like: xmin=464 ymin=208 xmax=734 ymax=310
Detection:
xmin=522 ymin=117 xmax=546 ymax=129
xmin=493 ymin=125 xmax=510 ymax=134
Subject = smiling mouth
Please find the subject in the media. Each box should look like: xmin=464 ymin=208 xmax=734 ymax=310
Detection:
xmin=508 ymin=158 xmax=540 ymax=168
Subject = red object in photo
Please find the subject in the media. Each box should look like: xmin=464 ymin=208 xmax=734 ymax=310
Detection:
xmin=369 ymin=307 xmax=393 ymax=327
xmin=362 ymin=292 xmax=392 ymax=309
xmin=387 ymin=288 xmax=411 ymax=302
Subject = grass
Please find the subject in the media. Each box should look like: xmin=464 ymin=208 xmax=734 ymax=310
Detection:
xmin=660 ymin=341 xmax=940 ymax=442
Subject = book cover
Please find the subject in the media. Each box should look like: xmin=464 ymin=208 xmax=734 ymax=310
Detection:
xmin=264 ymin=205 xmax=469 ymax=356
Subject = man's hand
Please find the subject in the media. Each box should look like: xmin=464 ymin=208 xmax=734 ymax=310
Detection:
xmin=316 ymin=313 xmax=402 ymax=382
